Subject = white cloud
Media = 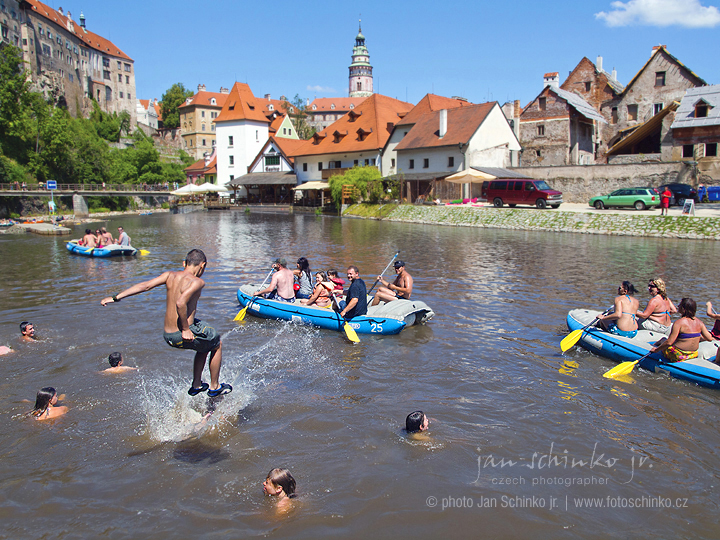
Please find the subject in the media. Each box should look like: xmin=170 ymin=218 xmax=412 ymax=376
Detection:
xmin=595 ymin=0 xmax=720 ymax=27
xmin=306 ymin=85 xmax=337 ymax=94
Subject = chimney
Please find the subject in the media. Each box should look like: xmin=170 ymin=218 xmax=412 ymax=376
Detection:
xmin=58 ymin=6 xmax=63 ymax=15
xmin=596 ymin=55 xmax=603 ymax=73
xmin=439 ymin=109 xmax=447 ymax=139
xmin=514 ymin=99 xmax=521 ymax=118
xmin=612 ymin=68 xmax=617 ymax=81
xmin=543 ymin=72 xmax=559 ymax=89
xmin=386 ymin=122 xmax=394 ymax=133
xmin=197 ymin=84 xmax=206 ymax=92
xmin=204 ymin=152 xmax=211 ymax=166
xmin=79 ymin=11 xmax=85 ymax=28
xmin=280 ymin=95 xmax=287 ymax=101
xmin=219 ymin=87 xmax=229 ymax=94
xmin=264 ymin=93 xmax=271 ymax=100
xmin=306 ymin=98 xmax=310 ymax=106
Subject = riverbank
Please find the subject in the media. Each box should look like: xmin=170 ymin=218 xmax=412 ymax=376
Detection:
xmin=0 ymin=208 xmax=171 ymax=234
xmin=345 ymin=203 xmax=720 ymax=240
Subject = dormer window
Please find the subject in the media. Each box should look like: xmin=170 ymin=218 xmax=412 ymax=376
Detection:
xmin=350 ymin=104 xmax=355 ymax=109
xmin=268 ymin=104 xmax=274 ymax=111
xmin=247 ymin=102 xmax=255 ymax=110
xmin=348 ymin=110 xmax=362 ymax=122
xmin=312 ymin=104 xmax=317 ymax=110
xmin=312 ymin=132 xmax=326 ymax=145
xmin=695 ymin=101 xmax=710 ymax=118
xmin=228 ymin=102 xmax=235 ymax=111
xmin=333 ymin=130 xmax=347 ymax=143
xmin=210 ymin=98 xmax=216 ymax=105
xmin=330 ymin=103 xmax=335 ymax=110
xmin=356 ymin=127 xmax=372 ymax=142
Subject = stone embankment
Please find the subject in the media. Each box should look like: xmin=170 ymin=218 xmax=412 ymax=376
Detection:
xmin=349 ymin=204 xmax=720 ymax=240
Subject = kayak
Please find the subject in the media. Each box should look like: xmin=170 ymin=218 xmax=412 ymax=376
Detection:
xmin=66 ymin=239 xmax=137 ymax=257
xmin=566 ymin=309 xmax=720 ymax=389
xmin=237 ymin=284 xmax=434 ymax=335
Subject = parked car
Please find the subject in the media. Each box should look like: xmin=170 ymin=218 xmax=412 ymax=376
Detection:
xmin=481 ymin=179 xmax=563 ymax=209
xmin=659 ymin=183 xmax=698 ymax=206
xmin=589 ymin=188 xmax=659 ymax=210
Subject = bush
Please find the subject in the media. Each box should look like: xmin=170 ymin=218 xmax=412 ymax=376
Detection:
xmin=89 ymin=207 xmax=111 ymax=214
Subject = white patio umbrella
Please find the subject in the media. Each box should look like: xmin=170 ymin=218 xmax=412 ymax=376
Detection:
xmin=171 ymin=184 xmax=206 ymax=196
xmin=444 ymin=168 xmax=496 ymax=184
xmin=197 ymin=182 xmax=230 ymax=194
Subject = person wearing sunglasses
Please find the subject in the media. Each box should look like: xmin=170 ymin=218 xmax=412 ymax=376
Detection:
xmin=637 ymin=278 xmax=677 ymax=335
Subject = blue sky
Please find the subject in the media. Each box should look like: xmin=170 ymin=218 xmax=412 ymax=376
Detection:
xmin=49 ymin=0 xmax=720 ymax=107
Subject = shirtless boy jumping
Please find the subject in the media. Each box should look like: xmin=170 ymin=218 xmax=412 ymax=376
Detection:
xmin=100 ymin=249 xmax=231 ymax=397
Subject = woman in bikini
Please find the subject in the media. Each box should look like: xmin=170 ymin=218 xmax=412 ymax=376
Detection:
xmin=651 ymin=298 xmax=713 ymax=362
xmin=299 ymin=271 xmax=335 ymax=308
xmin=30 ymin=387 xmax=68 ymax=420
xmin=637 ymin=278 xmax=677 ymax=334
xmin=598 ymin=281 xmax=640 ymax=338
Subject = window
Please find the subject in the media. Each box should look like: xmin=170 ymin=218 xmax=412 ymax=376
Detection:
xmin=303 ymin=163 xmax=307 ymax=172
xmin=391 ymin=158 xmax=395 ymax=168
xmin=354 ymin=160 xmax=359 ymax=166
xmin=611 ymin=107 xmax=618 ymax=124
xmin=103 ymin=70 xmax=110 ymax=80
xmin=201 ymin=111 xmax=205 ymax=117
xmin=229 ymin=156 xmax=234 ymax=165
xmin=256 ymin=130 xmax=259 ymax=141
xmin=265 ymin=155 xmax=280 ymax=166
xmin=683 ymin=144 xmax=694 ymax=158
xmin=211 ymin=125 xmax=215 ymax=131
xmin=202 ymin=124 xmax=206 ymax=131
xmin=332 ymin=161 xmax=341 ymax=168
xmin=318 ymin=162 xmax=323 ymax=171
xmin=448 ymin=156 xmax=454 ymax=167
xmin=103 ymin=57 xmax=110 ymax=68
xmin=357 ymin=82 xmax=361 ymax=91
xmin=654 ymin=103 xmax=663 ymax=115
xmin=202 ymin=139 xmax=206 ymax=146
xmin=538 ymin=97 xmax=546 ymax=111
xmin=655 ymin=71 xmax=666 ymax=87
xmin=118 ymin=74 xmax=122 ymax=82
xmin=47 ymin=31 xmax=52 ymax=39
xmin=38 ymin=24 xmax=43 ymax=35
xmin=409 ymin=159 xmax=414 ymax=169
xmin=627 ymin=104 xmax=638 ymax=121
xmin=69 ymin=74 xmax=74 ymax=83
xmin=125 ymin=76 xmax=129 ymax=84
xmin=124 ymin=63 xmax=131 ymax=72
xmin=228 ymin=136 xmax=233 ymax=146
xmin=696 ymin=103 xmax=709 ymax=118
xmin=105 ymin=86 xmax=112 ymax=102
xmin=117 ymin=61 xmax=121 ymax=69
xmin=128 ymin=93 xmax=131 ymax=100
xmin=423 ymin=158 xmax=429 ymax=169
xmin=706 ymin=143 xmax=718 ymax=157
xmin=119 ymin=91 xmax=123 ymax=98
xmin=212 ymin=139 xmax=216 ymax=146
xmin=537 ymin=125 xmax=545 ymax=136
xmin=365 ymin=159 xmax=369 ymax=165
xmin=536 ymin=150 xmax=542 ymax=157
xmin=584 ymin=82 xmax=591 ymax=92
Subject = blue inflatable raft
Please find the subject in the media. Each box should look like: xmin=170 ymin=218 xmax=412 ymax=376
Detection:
xmin=66 ymin=239 xmax=137 ymax=257
xmin=237 ymin=284 xmax=434 ymax=336
xmin=567 ymin=309 xmax=720 ymax=389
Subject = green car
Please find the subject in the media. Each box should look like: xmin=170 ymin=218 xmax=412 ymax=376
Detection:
xmin=589 ymin=188 xmax=660 ymax=210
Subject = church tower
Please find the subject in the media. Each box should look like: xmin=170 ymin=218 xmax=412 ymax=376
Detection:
xmin=348 ymin=21 xmax=373 ymax=98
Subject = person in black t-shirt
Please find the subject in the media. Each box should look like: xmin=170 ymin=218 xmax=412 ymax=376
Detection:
xmin=339 ymin=266 xmax=367 ymax=320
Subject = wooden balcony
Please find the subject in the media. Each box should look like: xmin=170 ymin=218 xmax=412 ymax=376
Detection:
xmin=321 ymin=165 xmax=377 ymax=180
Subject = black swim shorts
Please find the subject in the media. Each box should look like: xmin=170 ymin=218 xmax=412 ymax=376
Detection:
xmin=163 ymin=319 xmax=220 ymax=354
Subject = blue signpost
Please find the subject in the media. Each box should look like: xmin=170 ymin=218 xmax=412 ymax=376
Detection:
xmin=47 ymin=180 xmax=57 ymax=214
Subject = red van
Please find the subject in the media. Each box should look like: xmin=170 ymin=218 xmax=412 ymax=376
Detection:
xmin=482 ymin=179 xmax=563 ymax=209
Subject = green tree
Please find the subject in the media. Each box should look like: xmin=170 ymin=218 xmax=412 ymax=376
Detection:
xmin=160 ymin=83 xmax=193 ymax=129
xmin=282 ymin=94 xmax=316 ymax=140
xmin=0 ymin=46 xmax=38 ymax=163
xmin=328 ymin=165 xmax=383 ymax=204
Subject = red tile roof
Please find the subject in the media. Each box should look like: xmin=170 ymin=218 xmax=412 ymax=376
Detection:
xmin=178 ymin=91 xmax=229 ymax=110
xmin=396 ymin=94 xmax=473 ymax=127
xmin=247 ymin=137 xmax=308 ymax=171
xmin=394 ymin=102 xmax=496 ymax=151
xmin=294 ymin=94 xmax=413 ymax=157
xmin=24 ymin=0 xmax=132 ymax=60
xmin=214 ymin=83 xmax=270 ymax=124
xmin=153 ymin=102 xmax=162 ymax=121
xmin=269 ymin=114 xmax=285 ymax=134
xmin=184 ymin=156 xmax=217 ymax=174
xmin=308 ymin=97 xmax=367 ymax=113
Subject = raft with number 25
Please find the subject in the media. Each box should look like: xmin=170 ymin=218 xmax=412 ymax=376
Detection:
xmin=237 ymin=284 xmax=434 ymax=335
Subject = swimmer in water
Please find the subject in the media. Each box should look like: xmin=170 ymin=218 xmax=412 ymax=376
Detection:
xmin=30 ymin=387 xmax=68 ymax=420
xmin=102 ymin=352 xmax=137 ymax=374
xmin=20 ymin=321 xmax=36 ymax=342
xmin=263 ymin=468 xmax=296 ymax=512
xmin=405 ymin=410 xmax=430 ymax=440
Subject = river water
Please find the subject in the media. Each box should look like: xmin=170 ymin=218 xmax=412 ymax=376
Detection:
xmin=1 ymin=211 xmax=720 ymax=539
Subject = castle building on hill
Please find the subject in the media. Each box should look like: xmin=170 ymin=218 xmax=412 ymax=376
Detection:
xmin=348 ymin=22 xmax=373 ymax=98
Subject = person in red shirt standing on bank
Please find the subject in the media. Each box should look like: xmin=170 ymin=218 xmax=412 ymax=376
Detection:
xmin=660 ymin=187 xmax=672 ymax=215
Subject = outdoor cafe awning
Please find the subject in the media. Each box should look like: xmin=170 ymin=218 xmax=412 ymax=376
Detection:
xmin=293 ymin=181 xmax=330 ymax=191
xmin=226 ymin=172 xmax=298 ymax=187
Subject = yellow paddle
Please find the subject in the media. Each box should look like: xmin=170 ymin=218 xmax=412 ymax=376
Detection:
xmin=139 ymin=249 xmax=150 ymax=256
xmin=561 ymin=308 xmax=612 ymax=352
xmin=235 ymin=268 xmax=275 ymax=322
xmin=331 ymin=293 xmax=360 ymax=343
xmin=603 ymin=351 xmax=654 ymax=379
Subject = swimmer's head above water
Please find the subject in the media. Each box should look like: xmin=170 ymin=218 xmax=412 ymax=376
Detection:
xmin=263 ymin=468 xmax=296 ymax=498
xmin=406 ymin=410 xmax=429 ymax=433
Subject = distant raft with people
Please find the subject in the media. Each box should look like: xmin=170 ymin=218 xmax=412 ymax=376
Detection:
xmin=566 ymin=308 xmax=720 ymax=389
xmin=237 ymin=284 xmax=434 ymax=335
xmin=66 ymin=239 xmax=137 ymax=258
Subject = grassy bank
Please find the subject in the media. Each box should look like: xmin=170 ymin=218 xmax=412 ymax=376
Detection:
xmin=343 ymin=204 xmax=720 ymax=240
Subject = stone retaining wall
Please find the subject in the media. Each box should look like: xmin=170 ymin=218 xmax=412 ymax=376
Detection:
xmin=380 ymin=205 xmax=720 ymax=240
